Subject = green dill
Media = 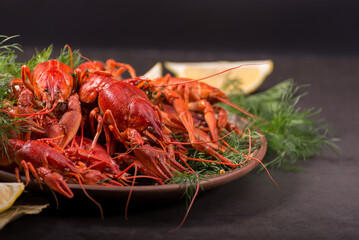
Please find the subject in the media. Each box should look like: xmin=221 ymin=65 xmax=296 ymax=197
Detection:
xmin=0 ymin=84 xmax=28 ymax=159
xmin=170 ymin=132 xmax=185 ymax=142
xmin=0 ymin=35 xmax=22 ymax=83
xmin=170 ymin=129 xmax=261 ymax=177
xmin=23 ymin=44 xmax=83 ymax=71
xmin=186 ymin=148 xmax=224 ymax=175
xmin=57 ymin=47 xmax=83 ymax=69
xmin=16 ymin=44 xmax=82 ymax=76
xmin=226 ymin=79 xmax=339 ymax=170
xmin=97 ymin=178 xmax=112 ymax=184
xmin=0 ymin=35 xmax=22 ymax=52
xmin=166 ymin=171 xmax=206 ymax=208
xmin=0 ymin=35 xmax=24 ymax=158
xmin=166 ymin=129 xmax=262 ymax=207
xmin=23 ymin=45 xmax=53 ymax=72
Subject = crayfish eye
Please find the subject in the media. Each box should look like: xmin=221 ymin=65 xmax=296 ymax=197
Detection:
xmin=44 ymin=88 xmax=48 ymax=92
xmin=57 ymin=90 xmax=60 ymax=94
xmin=147 ymin=126 xmax=154 ymax=132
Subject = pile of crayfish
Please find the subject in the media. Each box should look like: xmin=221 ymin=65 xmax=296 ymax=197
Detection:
xmin=0 ymin=46 xmax=259 ymax=199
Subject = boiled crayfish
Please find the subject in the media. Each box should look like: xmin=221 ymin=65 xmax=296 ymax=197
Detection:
xmin=19 ymin=46 xmax=82 ymax=148
xmin=75 ymin=60 xmax=187 ymax=180
xmin=0 ymin=49 xmax=271 ymax=203
xmin=0 ymin=139 xmax=78 ymax=198
xmin=0 ymin=48 xmax=278 ymax=231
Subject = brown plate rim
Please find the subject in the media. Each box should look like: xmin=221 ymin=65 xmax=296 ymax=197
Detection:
xmin=0 ymin=130 xmax=267 ymax=200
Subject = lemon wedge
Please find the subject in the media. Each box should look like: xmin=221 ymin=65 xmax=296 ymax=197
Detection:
xmin=0 ymin=183 xmax=25 ymax=213
xmin=164 ymin=60 xmax=273 ymax=94
xmin=143 ymin=62 xmax=163 ymax=79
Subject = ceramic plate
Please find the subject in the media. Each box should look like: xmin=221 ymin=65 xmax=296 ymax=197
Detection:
xmin=0 ymin=129 xmax=266 ymax=201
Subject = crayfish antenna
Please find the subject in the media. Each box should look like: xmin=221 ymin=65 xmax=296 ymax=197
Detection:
xmin=170 ymin=173 xmax=200 ymax=233
xmin=71 ymin=174 xmax=104 ymax=219
xmin=77 ymin=53 xmax=102 ymax=70
xmin=51 ymin=190 xmax=60 ymax=210
xmin=125 ymin=163 xmax=137 ymax=221
xmin=167 ymin=157 xmax=199 ymax=232
xmin=215 ymin=96 xmax=270 ymax=124
xmin=154 ymin=65 xmax=255 ymax=87
xmin=215 ymin=96 xmax=256 ymax=123
xmin=64 ymin=45 xmax=73 ymax=70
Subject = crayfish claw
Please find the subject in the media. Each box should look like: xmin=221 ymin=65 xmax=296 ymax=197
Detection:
xmin=38 ymin=168 xmax=74 ymax=198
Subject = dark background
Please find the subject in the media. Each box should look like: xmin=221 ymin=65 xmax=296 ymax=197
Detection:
xmin=1 ymin=1 xmax=359 ymax=240
xmin=1 ymin=0 xmax=359 ymax=54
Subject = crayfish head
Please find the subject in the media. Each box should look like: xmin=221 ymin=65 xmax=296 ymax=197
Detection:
xmin=39 ymin=83 xmax=69 ymax=111
xmin=33 ymin=61 xmax=74 ymax=108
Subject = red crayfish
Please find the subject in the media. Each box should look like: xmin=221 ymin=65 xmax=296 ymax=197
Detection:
xmin=0 ymin=48 xmax=277 ymax=231
xmin=75 ymin=59 xmax=187 ymax=181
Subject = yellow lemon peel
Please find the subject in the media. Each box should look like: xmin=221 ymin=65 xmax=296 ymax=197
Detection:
xmin=0 ymin=182 xmax=25 ymax=213
xmin=164 ymin=60 xmax=273 ymax=94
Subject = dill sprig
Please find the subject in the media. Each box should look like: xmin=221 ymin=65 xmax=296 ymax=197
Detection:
xmin=23 ymin=45 xmax=53 ymax=72
xmin=0 ymin=35 xmax=25 ymax=158
xmin=167 ymin=129 xmax=261 ymax=207
xmin=227 ymin=79 xmax=339 ymax=170
xmin=170 ymin=129 xmax=261 ymax=178
xmin=0 ymin=84 xmax=27 ymax=159
xmin=57 ymin=47 xmax=83 ymax=69
xmin=0 ymin=35 xmax=22 ymax=83
xmin=1 ymin=41 xmax=83 ymax=81
xmin=167 ymin=171 xmax=206 ymax=208
xmin=0 ymin=35 xmax=22 ymax=52
xmin=23 ymin=45 xmax=83 ymax=71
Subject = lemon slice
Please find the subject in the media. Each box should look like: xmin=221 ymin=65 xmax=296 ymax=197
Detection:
xmin=143 ymin=62 xmax=163 ymax=79
xmin=0 ymin=183 xmax=25 ymax=213
xmin=164 ymin=60 xmax=273 ymax=94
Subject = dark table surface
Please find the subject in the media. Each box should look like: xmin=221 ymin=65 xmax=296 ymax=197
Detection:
xmin=0 ymin=47 xmax=358 ymax=240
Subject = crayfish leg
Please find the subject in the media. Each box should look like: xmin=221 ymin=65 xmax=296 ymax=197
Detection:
xmin=188 ymin=100 xmax=218 ymax=141
xmin=21 ymin=65 xmax=34 ymax=92
xmin=162 ymin=88 xmax=197 ymax=143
